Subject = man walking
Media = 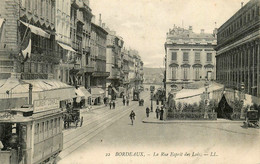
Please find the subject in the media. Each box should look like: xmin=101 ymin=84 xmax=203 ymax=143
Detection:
xmin=155 ymin=106 xmax=160 ymax=119
xmin=112 ymin=100 xmax=116 ymax=109
xmin=146 ymin=107 xmax=150 ymax=117
xmin=123 ymin=98 xmax=125 ymax=106
xmin=126 ymin=99 xmax=129 ymax=106
xmin=160 ymin=107 xmax=164 ymax=120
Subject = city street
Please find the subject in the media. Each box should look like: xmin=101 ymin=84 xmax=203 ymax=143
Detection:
xmin=58 ymin=90 xmax=260 ymax=164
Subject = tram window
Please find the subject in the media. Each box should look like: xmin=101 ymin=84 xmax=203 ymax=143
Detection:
xmin=50 ymin=119 xmax=53 ymax=136
xmin=58 ymin=117 xmax=60 ymax=132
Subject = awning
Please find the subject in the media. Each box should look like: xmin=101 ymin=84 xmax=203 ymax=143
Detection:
xmin=58 ymin=42 xmax=76 ymax=52
xmin=20 ymin=21 xmax=50 ymax=38
xmin=75 ymin=86 xmax=91 ymax=99
xmin=112 ymin=87 xmax=119 ymax=94
xmin=78 ymin=87 xmax=91 ymax=98
xmin=91 ymin=88 xmax=105 ymax=98
xmin=0 ymin=78 xmax=76 ymax=102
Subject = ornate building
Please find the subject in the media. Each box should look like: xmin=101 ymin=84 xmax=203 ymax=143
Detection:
xmin=0 ymin=0 xmax=57 ymax=80
xmin=105 ymin=28 xmax=124 ymax=98
xmin=55 ymin=0 xmax=75 ymax=84
xmin=164 ymin=25 xmax=217 ymax=95
xmin=89 ymin=14 xmax=109 ymax=104
xmin=215 ymin=0 xmax=260 ymax=98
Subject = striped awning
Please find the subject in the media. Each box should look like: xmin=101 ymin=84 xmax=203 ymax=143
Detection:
xmin=20 ymin=21 xmax=50 ymax=38
xmin=58 ymin=42 xmax=76 ymax=52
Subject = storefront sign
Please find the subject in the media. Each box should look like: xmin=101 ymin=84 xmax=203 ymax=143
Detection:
xmin=34 ymin=98 xmax=59 ymax=113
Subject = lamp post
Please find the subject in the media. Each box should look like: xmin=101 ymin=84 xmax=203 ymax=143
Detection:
xmin=150 ymin=86 xmax=155 ymax=112
xmin=204 ymin=81 xmax=209 ymax=119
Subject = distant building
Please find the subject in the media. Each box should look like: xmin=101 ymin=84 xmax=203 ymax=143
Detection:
xmin=215 ymin=0 xmax=260 ymax=98
xmin=164 ymin=25 xmax=217 ymax=95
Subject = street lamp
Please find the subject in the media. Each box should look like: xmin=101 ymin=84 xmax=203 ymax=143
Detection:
xmin=150 ymin=86 xmax=155 ymax=112
xmin=204 ymin=81 xmax=209 ymax=119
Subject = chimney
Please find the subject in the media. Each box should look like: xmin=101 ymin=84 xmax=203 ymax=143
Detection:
xmin=200 ymin=29 xmax=205 ymax=34
xmin=213 ymin=28 xmax=218 ymax=38
xmin=99 ymin=14 xmax=102 ymax=26
xmin=241 ymin=2 xmax=244 ymax=8
xmin=189 ymin=26 xmax=192 ymax=31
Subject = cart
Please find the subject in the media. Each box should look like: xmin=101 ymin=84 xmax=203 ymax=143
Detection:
xmin=245 ymin=110 xmax=259 ymax=128
xmin=64 ymin=108 xmax=83 ymax=129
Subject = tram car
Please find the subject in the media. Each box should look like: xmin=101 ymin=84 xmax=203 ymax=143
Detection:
xmin=0 ymin=98 xmax=63 ymax=164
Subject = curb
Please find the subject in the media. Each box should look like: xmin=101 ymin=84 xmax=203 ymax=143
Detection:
xmin=142 ymin=119 xmax=244 ymax=124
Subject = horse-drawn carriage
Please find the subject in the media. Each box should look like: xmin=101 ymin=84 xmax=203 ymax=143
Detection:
xmin=63 ymin=104 xmax=83 ymax=129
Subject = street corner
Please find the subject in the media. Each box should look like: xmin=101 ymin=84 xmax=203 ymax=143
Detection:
xmin=142 ymin=117 xmax=167 ymax=124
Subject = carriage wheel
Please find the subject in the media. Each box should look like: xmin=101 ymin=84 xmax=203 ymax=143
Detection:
xmin=80 ymin=116 xmax=83 ymax=127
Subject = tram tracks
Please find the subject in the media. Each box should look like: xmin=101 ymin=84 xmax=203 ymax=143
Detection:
xmin=59 ymin=93 xmax=150 ymax=159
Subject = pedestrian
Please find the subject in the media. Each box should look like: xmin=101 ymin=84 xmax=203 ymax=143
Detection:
xmin=123 ymin=98 xmax=125 ymax=106
xmin=129 ymin=110 xmax=136 ymax=125
xmin=146 ymin=107 xmax=150 ymax=117
xmin=160 ymin=107 xmax=164 ymax=120
xmin=109 ymin=101 xmax=112 ymax=109
xmin=155 ymin=106 xmax=160 ymax=119
xmin=126 ymin=99 xmax=129 ymax=106
xmin=112 ymin=100 xmax=115 ymax=109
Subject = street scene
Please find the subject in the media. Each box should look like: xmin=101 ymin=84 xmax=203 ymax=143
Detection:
xmin=0 ymin=0 xmax=259 ymax=164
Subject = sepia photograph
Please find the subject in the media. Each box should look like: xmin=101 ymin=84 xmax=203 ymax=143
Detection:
xmin=0 ymin=0 xmax=259 ymax=163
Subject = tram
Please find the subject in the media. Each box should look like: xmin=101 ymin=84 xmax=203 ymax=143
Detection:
xmin=0 ymin=98 xmax=63 ymax=164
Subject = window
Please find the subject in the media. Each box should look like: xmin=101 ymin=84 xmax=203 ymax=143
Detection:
xmin=171 ymin=67 xmax=177 ymax=79
xmin=183 ymin=52 xmax=189 ymax=61
xmin=195 ymin=68 xmax=200 ymax=80
xmin=195 ymin=52 xmax=200 ymax=61
xmin=207 ymin=53 xmax=212 ymax=62
xmin=183 ymin=68 xmax=188 ymax=80
xmin=171 ymin=52 xmax=177 ymax=60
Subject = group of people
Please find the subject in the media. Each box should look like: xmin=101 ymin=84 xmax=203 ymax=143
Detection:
xmin=122 ymin=97 xmax=130 ymax=106
xmin=146 ymin=106 xmax=164 ymax=120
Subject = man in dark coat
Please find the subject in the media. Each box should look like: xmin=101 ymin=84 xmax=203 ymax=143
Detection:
xmin=126 ymin=99 xmax=129 ymax=106
xmin=146 ymin=107 xmax=150 ymax=117
xmin=112 ymin=100 xmax=115 ymax=109
xmin=155 ymin=106 xmax=160 ymax=119
xmin=123 ymin=99 xmax=125 ymax=106
xmin=160 ymin=107 xmax=164 ymax=120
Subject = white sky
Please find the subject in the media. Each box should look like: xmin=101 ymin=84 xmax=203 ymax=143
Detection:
xmin=90 ymin=0 xmax=250 ymax=68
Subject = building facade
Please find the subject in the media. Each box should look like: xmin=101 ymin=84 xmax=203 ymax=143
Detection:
xmin=105 ymin=29 xmax=124 ymax=98
xmin=89 ymin=14 xmax=109 ymax=104
xmin=164 ymin=25 xmax=217 ymax=95
xmin=0 ymin=0 xmax=57 ymax=80
xmin=55 ymin=0 xmax=75 ymax=84
xmin=215 ymin=0 xmax=260 ymax=98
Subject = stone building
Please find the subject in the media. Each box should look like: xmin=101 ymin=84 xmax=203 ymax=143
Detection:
xmin=54 ymin=0 xmax=75 ymax=84
xmin=215 ymin=0 xmax=260 ymax=99
xmin=105 ymin=29 xmax=124 ymax=98
xmin=164 ymin=25 xmax=217 ymax=95
xmin=69 ymin=0 xmax=93 ymax=87
xmin=0 ymin=0 xmax=57 ymax=80
xmin=89 ymin=14 xmax=109 ymax=104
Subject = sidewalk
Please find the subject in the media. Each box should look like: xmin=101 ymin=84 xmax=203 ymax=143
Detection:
xmin=80 ymin=98 xmax=123 ymax=113
xmin=142 ymin=116 xmax=243 ymax=124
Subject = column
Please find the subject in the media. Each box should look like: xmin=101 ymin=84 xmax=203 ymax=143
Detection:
xmin=243 ymin=45 xmax=247 ymax=92
xmin=252 ymin=42 xmax=255 ymax=95
xmin=257 ymin=40 xmax=260 ymax=97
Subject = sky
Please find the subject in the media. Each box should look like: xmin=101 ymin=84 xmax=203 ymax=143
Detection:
xmin=90 ymin=0 xmax=250 ymax=68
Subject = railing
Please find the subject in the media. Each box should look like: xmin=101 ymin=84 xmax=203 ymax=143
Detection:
xmin=21 ymin=72 xmax=48 ymax=80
